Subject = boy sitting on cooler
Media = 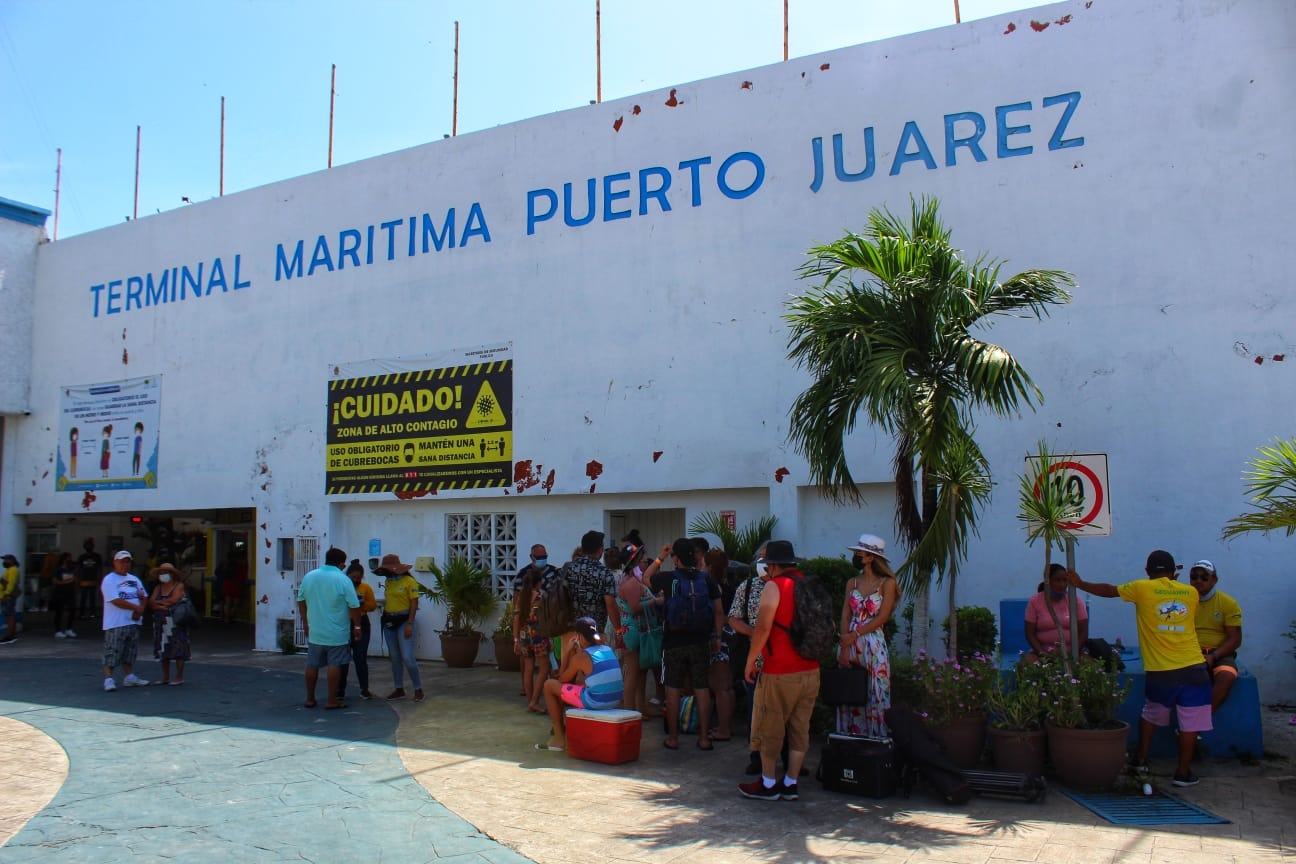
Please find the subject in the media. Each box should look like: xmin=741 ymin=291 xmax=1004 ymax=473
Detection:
xmin=537 ymin=616 xmax=624 ymax=751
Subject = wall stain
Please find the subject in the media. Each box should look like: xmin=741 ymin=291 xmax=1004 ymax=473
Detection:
xmin=653 ymin=451 xmax=663 ymax=463
xmin=542 ymin=469 xmax=556 ymax=494
xmin=632 ymin=105 xmax=641 ymax=115
xmin=1055 ymin=14 xmax=1073 ymax=25
xmin=586 ymin=460 xmax=603 ymax=481
xmin=1030 ymin=20 xmax=1049 ymax=31
xmin=740 ymin=81 xmax=752 ymax=90
xmin=1004 ymin=22 xmax=1017 ymax=34
xmin=819 ymin=63 xmax=830 ymax=71
xmin=394 ymin=489 xmax=436 ymax=500
xmin=774 ymin=467 xmax=790 ymax=484
xmin=81 ymin=490 xmax=97 ymax=510
xmin=613 ymin=116 xmax=624 ymax=132
xmin=664 ymin=88 xmax=682 ymax=107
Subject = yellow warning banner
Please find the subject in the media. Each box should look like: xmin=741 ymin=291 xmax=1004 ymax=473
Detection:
xmin=326 ymin=359 xmax=512 ymax=493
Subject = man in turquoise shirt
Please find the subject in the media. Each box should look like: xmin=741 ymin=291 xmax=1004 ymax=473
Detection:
xmin=296 ymin=547 xmax=361 ymax=709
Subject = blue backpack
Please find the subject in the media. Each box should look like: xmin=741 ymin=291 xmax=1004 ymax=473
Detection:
xmin=665 ymin=570 xmax=712 ymax=634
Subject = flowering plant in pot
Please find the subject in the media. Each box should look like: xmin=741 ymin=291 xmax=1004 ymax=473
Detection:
xmin=1034 ymin=648 xmax=1132 ymax=789
xmin=902 ymin=650 xmax=997 ymax=768
xmin=987 ymin=663 xmax=1048 ymax=774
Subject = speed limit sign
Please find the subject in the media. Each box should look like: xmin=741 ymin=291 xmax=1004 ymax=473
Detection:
xmin=1025 ymin=453 xmax=1111 ymax=537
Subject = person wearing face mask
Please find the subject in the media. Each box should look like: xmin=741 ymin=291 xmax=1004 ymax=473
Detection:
xmin=514 ymin=543 xmax=557 ymax=712
xmin=147 ymin=563 xmax=192 ymax=685
xmin=336 ymin=560 xmax=377 ymax=701
xmin=1021 ymin=563 xmax=1088 ymax=665
xmin=836 ymin=534 xmax=899 ymax=737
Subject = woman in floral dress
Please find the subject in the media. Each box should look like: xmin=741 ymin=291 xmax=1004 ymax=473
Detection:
xmin=836 ymin=534 xmax=900 ymax=737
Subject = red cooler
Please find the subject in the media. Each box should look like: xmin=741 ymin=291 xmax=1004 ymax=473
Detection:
xmin=565 ymin=708 xmax=643 ymax=764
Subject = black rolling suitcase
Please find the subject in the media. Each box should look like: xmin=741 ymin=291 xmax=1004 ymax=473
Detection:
xmin=816 ymin=733 xmax=898 ymax=798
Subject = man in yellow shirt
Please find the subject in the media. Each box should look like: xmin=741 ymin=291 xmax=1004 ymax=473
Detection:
xmin=1068 ymin=549 xmax=1212 ymax=787
xmin=1188 ymin=559 xmax=1243 ymax=712
xmin=1 ymin=554 xmax=21 ymax=643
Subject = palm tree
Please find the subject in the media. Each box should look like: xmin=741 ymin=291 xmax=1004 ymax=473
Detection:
xmin=785 ymin=196 xmax=1074 ymax=650
xmin=688 ymin=512 xmax=778 ymax=565
xmin=1222 ymin=436 xmax=1296 ymax=538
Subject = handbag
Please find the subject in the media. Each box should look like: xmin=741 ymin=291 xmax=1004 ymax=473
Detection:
xmin=637 ymin=609 xmax=664 ymax=669
xmin=819 ymin=666 xmax=873 ymax=707
xmin=171 ymin=594 xmax=199 ymax=629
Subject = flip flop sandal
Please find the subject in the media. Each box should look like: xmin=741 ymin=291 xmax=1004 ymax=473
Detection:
xmin=533 ymin=743 xmax=564 ymax=751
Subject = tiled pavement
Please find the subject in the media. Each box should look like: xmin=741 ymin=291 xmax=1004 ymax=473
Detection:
xmin=2 ymin=623 xmax=1293 ymax=863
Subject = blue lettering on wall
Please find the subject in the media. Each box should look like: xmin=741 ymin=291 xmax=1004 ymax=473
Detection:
xmin=87 ymin=255 xmax=252 ymax=317
xmin=809 ymin=90 xmax=1084 ymax=192
xmin=525 ymin=151 xmax=763 ymax=236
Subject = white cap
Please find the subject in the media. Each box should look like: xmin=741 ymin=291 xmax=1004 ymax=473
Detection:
xmin=847 ymin=534 xmax=888 ymax=562
xmin=1191 ymin=559 xmax=1216 ymax=575
xmin=114 ymin=550 xmax=133 ymax=561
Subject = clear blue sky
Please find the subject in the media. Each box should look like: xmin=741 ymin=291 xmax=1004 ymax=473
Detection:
xmin=1 ymin=0 xmax=1033 ymax=238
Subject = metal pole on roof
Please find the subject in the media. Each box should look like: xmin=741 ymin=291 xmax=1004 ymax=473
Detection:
xmin=220 ymin=96 xmax=226 ymax=196
xmin=596 ymin=1 xmax=602 ymax=103
xmin=133 ymin=126 xmax=140 ymax=220
xmin=53 ymin=147 xmax=61 ymax=241
xmin=328 ymin=64 xmax=336 ymax=167
xmin=954 ymin=1 xmax=962 ymax=23
xmin=452 ymin=21 xmax=460 ymax=136
xmin=783 ymin=0 xmax=788 ymax=61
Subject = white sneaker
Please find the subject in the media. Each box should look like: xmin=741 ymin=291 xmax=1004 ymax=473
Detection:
xmin=55 ymin=631 xmax=67 ymax=639
xmin=123 ymin=674 xmax=149 ymax=687
xmin=65 ymin=629 xmax=77 ymax=638
xmin=104 ymin=678 xmax=117 ymax=692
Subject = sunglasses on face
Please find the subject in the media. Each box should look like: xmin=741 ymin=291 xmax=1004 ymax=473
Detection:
xmin=1189 ymin=573 xmax=1212 ymax=581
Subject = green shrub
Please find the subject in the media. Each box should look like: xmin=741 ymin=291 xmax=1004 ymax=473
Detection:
xmin=942 ymin=605 xmax=997 ymax=658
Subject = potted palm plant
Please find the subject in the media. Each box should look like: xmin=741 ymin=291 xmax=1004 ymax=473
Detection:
xmin=422 ymin=557 xmax=499 ymax=668
xmin=492 ymin=598 xmax=521 ymax=672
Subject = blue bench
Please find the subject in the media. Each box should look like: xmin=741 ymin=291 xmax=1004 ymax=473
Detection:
xmin=997 ymin=599 xmax=1264 ymax=759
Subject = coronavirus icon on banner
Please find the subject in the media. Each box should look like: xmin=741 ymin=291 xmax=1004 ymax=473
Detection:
xmin=325 ymin=346 xmax=513 ymax=494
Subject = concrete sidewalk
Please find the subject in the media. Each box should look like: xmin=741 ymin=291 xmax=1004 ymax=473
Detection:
xmin=1 ymin=629 xmax=1293 ymax=863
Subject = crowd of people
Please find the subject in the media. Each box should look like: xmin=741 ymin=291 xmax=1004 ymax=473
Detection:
xmin=3 ymin=523 xmax=1246 ymax=799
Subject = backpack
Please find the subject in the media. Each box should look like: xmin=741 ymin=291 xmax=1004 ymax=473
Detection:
xmin=665 ymin=570 xmax=712 ymax=634
xmin=774 ymin=572 xmax=836 ymax=661
xmin=533 ymin=570 xmax=575 ymax=637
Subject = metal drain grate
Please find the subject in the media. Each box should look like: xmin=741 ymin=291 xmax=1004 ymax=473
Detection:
xmin=1058 ymin=788 xmax=1230 ymax=825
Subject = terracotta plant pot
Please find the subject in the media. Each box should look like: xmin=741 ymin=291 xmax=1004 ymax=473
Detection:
xmin=1045 ymin=721 xmax=1130 ymax=791
xmin=929 ymin=714 xmax=988 ymax=769
xmin=493 ymin=634 xmax=520 ymax=671
xmin=439 ymin=632 xmax=482 ymax=668
xmin=989 ymin=726 xmax=1047 ymax=776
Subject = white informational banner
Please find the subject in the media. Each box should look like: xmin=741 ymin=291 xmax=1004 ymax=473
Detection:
xmin=1024 ymin=453 xmax=1111 ymax=537
xmin=56 ymin=375 xmax=161 ymax=491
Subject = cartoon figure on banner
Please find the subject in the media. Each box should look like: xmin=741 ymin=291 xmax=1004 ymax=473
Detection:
xmin=132 ymin=422 xmax=144 ymax=475
xmin=69 ymin=427 xmax=79 ymax=478
xmin=100 ymin=425 xmax=113 ymax=478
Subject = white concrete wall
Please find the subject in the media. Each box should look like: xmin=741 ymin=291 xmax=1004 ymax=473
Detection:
xmin=8 ymin=0 xmax=1294 ymax=693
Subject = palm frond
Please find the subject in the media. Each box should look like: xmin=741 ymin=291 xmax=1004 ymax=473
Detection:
xmin=687 ymin=512 xmax=779 ymax=563
xmin=1222 ymin=437 xmax=1296 ymax=539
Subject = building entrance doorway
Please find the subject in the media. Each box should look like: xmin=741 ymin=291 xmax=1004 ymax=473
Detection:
xmin=209 ymin=528 xmax=253 ymax=623
xmin=605 ymin=508 xmax=685 ymax=557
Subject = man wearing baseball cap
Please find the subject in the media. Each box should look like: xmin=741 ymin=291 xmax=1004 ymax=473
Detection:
xmin=1068 ymin=549 xmax=1210 ymax=786
xmin=0 ymin=554 xmax=20 ymax=643
xmin=100 ymin=550 xmax=150 ymax=690
xmin=1188 ymin=559 xmax=1244 ymax=712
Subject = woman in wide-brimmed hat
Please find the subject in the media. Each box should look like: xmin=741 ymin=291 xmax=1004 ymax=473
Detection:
xmin=147 ymin=563 xmax=192 ymax=684
xmin=375 ymin=554 xmax=424 ymax=703
xmin=836 ymin=534 xmax=899 ymax=737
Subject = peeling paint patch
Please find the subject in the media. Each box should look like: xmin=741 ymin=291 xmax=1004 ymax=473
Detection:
xmin=774 ymin=467 xmax=790 ymax=484
xmin=632 ymin=104 xmax=641 ymax=115
xmin=122 ymin=348 xmax=129 ymax=365
xmin=664 ymin=88 xmax=681 ymax=107
xmin=394 ymin=489 xmax=436 ymax=500
xmin=740 ymin=81 xmax=752 ymax=90
xmin=1003 ymin=22 xmax=1017 ymax=34
xmin=514 ymin=459 xmax=543 ymax=493
xmin=588 ymin=483 xmax=597 ymax=494
xmin=81 ymin=490 xmax=97 ymax=510
xmin=613 ymin=116 xmax=623 ymax=132
xmin=1030 ymin=20 xmax=1049 ymax=31
xmin=264 ymin=558 xmax=271 ymax=565
xmin=260 ymin=522 xmax=267 ymax=531
xmin=1274 ymin=354 xmax=1286 ymax=362
xmin=1255 ymin=356 xmax=1264 ymax=365
xmin=542 ymin=469 xmax=555 ymax=494
xmin=1085 ymin=1 xmax=1092 ymax=7
xmin=652 ymin=451 xmax=663 ymax=463
xmin=258 ymin=594 xmax=269 ymax=605
xmin=41 ymin=470 xmax=48 ymax=478
xmin=586 ymin=460 xmax=603 ymax=481
xmin=265 ymin=537 xmax=272 ymax=548
xmin=25 ymin=498 xmax=32 ymax=506
xmin=1055 ymin=14 xmax=1072 ymax=25
xmin=819 ymin=63 xmax=830 ymax=71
